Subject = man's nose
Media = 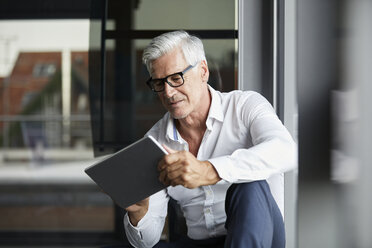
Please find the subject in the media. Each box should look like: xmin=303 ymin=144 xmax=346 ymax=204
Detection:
xmin=163 ymin=81 xmax=176 ymax=97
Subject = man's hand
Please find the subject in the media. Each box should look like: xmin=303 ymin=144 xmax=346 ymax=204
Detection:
xmin=125 ymin=197 xmax=149 ymax=226
xmin=158 ymin=145 xmax=221 ymax=188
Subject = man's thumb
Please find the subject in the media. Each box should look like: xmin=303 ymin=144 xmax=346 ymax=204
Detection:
xmin=162 ymin=144 xmax=177 ymax=154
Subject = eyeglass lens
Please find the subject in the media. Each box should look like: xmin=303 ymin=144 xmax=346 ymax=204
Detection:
xmin=151 ymin=73 xmax=184 ymax=91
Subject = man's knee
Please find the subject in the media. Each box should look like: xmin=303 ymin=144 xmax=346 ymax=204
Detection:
xmin=224 ymin=181 xmax=285 ymax=248
xmin=225 ymin=181 xmax=273 ymax=213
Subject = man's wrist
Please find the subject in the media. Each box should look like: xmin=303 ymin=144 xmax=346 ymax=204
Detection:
xmin=128 ymin=207 xmax=148 ymax=226
xmin=203 ymin=161 xmax=221 ymax=185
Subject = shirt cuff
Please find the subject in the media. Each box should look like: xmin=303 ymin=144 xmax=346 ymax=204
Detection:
xmin=208 ymin=156 xmax=236 ymax=183
xmin=124 ymin=212 xmax=142 ymax=239
xmin=124 ymin=209 xmax=154 ymax=241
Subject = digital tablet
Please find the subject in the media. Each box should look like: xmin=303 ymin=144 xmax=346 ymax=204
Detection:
xmin=85 ymin=135 xmax=167 ymax=209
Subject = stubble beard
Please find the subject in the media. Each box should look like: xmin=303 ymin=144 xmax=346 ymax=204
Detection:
xmin=164 ymin=95 xmax=189 ymax=119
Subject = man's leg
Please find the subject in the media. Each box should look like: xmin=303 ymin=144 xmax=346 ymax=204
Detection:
xmin=224 ymin=181 xmax=285 ymax=248
xmin=152 ymin=241 xmax=180 ymax=248
xmin=153 ymin=235 xmax=225 ymax=248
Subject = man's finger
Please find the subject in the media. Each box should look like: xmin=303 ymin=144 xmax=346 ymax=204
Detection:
xmin=169 ymin=175 xmax=191 ymax=188
xmin=159 ymin=171 xmax=167 ymax=184
xmin=157 ymin=156 xmax=177 ymax=171
xmin=161 ymin=153 xmax=182 ymax=168
xmin=157 ymin=159 xmax=166 ymax=171
xmin=166 ymin=165 xmax=185 ymax=180
xmin=166 ymin=161 xmax=183 ymax=173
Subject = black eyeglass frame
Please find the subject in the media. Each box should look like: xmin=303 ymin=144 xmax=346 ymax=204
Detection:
xmin=146 ymin=64 xmax=196 ymax=92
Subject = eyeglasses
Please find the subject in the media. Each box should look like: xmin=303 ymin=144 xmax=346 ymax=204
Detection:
xmin=146 ymin=64 xmax=196 ymax=92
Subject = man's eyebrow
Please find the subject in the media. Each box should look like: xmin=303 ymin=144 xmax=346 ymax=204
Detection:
xmin=152 ymin=71 xmax=180 ymax=80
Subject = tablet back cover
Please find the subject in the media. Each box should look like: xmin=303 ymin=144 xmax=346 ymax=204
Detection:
xmin=85 ymin=136 xmax=166 ymax=209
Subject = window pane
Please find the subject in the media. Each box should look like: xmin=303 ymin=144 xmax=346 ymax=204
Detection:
xmin=90 ymin=0 xmax=238 ymax=157
xmin=0 ymin=20 xmax=114 ymax=233
xmin=106 ymin=0 xmax=236 ymax=30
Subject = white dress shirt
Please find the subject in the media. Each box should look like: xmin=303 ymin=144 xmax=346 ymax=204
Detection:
xmin=124 ymin=86 xmax=297 ymax=248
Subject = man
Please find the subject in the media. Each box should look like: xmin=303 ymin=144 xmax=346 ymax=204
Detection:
xmin=124 ymin=30 xmax=297 ymax=248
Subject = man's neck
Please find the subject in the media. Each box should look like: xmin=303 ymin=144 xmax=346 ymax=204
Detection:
xmin=177 ymin=114 xmax=207 ymax=133
xmin=175 ymin=87 xmax=211 ymax=156
xmin=176 ymin=118 xmax=206 ymax=157
xmin=176 ymin=87 xmax=211 ymax=134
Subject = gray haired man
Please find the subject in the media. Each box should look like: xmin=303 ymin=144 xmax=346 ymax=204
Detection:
xmin=124 ymin=30 xmax=297 ymax=248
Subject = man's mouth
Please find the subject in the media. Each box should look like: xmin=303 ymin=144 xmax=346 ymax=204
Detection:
xmin=166 ymin=96 xmax=184 ymax=106
xmin=169 ymin=100 xmax=183 ymax=106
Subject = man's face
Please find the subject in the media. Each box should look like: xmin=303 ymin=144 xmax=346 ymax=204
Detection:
xmin=151 ymin=48 xmax=208 ymax=119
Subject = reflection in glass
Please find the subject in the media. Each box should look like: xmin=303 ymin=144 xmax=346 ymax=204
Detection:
xmin=0 ymin=20 xmax=114 ymax=234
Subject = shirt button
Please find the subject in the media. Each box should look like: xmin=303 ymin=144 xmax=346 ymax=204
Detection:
xmin=205 ymin=208 xmax=211 ymax=214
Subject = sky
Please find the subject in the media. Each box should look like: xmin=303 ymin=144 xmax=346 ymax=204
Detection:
xmin=0 ymin=20 xmax=89 ymax=77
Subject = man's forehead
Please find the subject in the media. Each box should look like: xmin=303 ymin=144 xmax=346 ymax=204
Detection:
xmin=150 ymin=49 xmax=187 ymax=77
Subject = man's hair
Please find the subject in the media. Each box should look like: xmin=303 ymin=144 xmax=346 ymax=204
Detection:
xmin=142 ymin=30 xmax=207 ymax=74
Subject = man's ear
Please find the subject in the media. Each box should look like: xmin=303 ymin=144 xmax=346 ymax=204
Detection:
xmin=200 ymin=60 xmax=209 ymax=83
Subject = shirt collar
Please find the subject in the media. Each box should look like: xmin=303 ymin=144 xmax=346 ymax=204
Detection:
xmin=207 ymin=85 xmax=224 ymax=123
xmin=165 ymin=85 xmax=225 ymax=142
xmin=165 ymin=114 xmax=178 ymax=142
